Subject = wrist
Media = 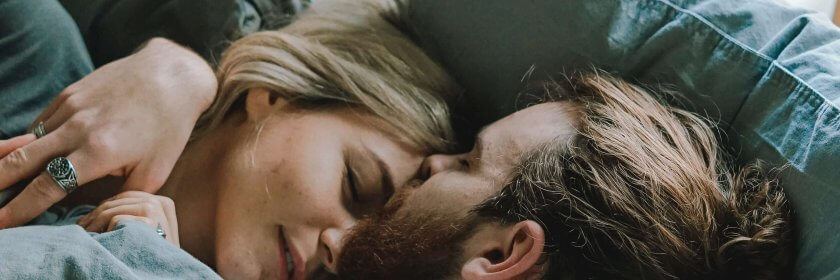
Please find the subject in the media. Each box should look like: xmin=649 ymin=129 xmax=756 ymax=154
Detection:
xmin=137 ymin=38 xmax=218 ymax=112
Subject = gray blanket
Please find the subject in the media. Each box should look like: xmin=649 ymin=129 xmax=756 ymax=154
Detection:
xmin=0 ymin=202 xmax=220 ymax=279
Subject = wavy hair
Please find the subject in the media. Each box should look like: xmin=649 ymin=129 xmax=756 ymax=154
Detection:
xmin=193 ymin=0 xmax=460 ymax=153
xmin=475 ymin=72 xmax=793 ymax=279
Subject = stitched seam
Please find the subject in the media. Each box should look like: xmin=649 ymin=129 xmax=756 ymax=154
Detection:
xmin=654 ymin=0 xmax=840 ymax=113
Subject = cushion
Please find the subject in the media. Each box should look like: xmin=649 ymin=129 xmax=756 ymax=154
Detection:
xmin=407 ymin=0 xmax=840 ymax=278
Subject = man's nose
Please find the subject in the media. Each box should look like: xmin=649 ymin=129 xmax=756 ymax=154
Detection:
xmin=420 ymin=154 xmax=462 ymax=178
xmin=319 ymin=226 xmax=346 ymax=273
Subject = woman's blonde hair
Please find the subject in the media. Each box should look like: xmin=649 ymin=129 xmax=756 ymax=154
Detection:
xmin=193 ymin=0 xmax=460 ymax=153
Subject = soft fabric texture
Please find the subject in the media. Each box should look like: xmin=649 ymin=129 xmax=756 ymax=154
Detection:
xmin=58 ymin=0 xmax=311 ymax=66
xmin=0 ymin=1 xmax=217 ymax=278
xmin=0 ymin=0 xmax=93 ymax=139
xmin=0 ymin=205 xmax=220 ymax=279
xmin=407 ymin=0 xmax=840 ymax=279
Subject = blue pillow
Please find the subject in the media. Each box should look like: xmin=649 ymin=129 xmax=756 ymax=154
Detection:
xmin=408 ymin=0 xmax=840 ymax=278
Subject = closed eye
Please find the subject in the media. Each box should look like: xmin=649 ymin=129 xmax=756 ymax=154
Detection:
xmin=345 ymin=165 xmax=360 ymax=202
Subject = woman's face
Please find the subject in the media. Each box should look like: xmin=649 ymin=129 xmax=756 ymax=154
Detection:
xmin=212 ymin=90 xmax=425 ymax=279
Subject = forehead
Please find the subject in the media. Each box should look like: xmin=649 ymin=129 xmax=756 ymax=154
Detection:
xmin=480 ymin=102 xmax=579 ymax=160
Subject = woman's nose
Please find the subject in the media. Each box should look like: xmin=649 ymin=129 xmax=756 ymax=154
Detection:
xmin=319 ymin=227 xmax=346 ymax=273
xmin=419 ymin=154 xmax=462 ymax=179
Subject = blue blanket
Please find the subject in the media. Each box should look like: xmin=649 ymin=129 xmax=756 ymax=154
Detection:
xmin=0 ymin=204 xmax=220 ymax=279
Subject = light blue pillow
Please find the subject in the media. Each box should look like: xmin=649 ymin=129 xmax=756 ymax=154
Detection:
xmin=408 ymin=0 xmax=840 ymax=278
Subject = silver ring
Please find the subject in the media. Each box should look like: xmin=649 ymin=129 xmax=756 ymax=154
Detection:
xmin=156 ymin=223 xmax=167 ymax=239
xmin=46 ymin=157 xmax=78 ymax=194
xmin=32 ymin=122 xmax=46 ymax=139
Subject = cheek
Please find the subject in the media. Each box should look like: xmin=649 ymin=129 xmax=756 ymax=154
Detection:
xmin=402 ymin=175 xmax=492 ymax=218
xmin=261 ymin=134 xmax=346 ymax=225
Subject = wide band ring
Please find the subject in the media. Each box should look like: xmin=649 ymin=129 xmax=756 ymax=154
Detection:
xmin=32 ymin=122 xmax=46 ymax=139
xmin=46 ymin=157 xmax=78 ymax=194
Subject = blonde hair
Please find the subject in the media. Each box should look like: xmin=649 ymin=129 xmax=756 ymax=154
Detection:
xmin=193 ymin=0 xmax=460 ymax=153
xmin=475 ymin=71 xmax=792 ymax=279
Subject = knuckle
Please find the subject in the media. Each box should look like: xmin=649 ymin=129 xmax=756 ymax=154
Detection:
xmin=3 ymin=148 xmax=30 ymax=169
xmin=139 ymin=203 xmax=155 ymax=216
xmin=159 ymin=196 xmax=175 ymax=209
xmin=65 ymin=115 xmax=88 ymax=131
xmin=85 ymin=133 xmax=117 ymax=156
xmin=64 ymin=95 xmax=84 ymax=112
xmin=32 ymin=176 xmax=65 ymax=202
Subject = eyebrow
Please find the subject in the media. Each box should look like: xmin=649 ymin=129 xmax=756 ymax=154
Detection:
xmin=365 ymin=146 xmax=394 ymax=204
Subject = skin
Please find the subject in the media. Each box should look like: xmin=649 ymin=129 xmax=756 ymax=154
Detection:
xmin=0 ymin=38 xmax=217 ymax=229
xmin=157 ymin=89 xmax=425 ymax=279
xmin=340 ymin=102 xmax=580 ymax=279
xmin=409 ymin=102 xmax=578 ymax=226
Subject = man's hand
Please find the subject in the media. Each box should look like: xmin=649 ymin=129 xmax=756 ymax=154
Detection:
xmin=78 ymin=191 xmax=180 ymax=247
xmin=0 ymin=38 xmax=217 ymax=229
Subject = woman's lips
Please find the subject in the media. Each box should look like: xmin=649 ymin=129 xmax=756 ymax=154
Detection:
xmin=286 ymin=232 xmax=305 ymax=280
xmin=277 ymin=227 xmax=292 ymax=280
xmin=278 ymin=226 xmax=306 ymax=280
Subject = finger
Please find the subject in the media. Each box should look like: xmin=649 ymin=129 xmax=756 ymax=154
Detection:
xmin=0 ymin=134 xmax=36 ymax=157
xmin=0 ymin=151 xmax=98 ymax=228
xmin=78 ymin=197 xmax=146 ymax=227
xmin=32 ymin=87 xmax=73 ymax=128
xmin=92 ymin=201 xmax=164 ymax=233
xmin=0 ymin=174 xmax=66 ymax=229
xmin=157 ymin=196 xmax=178 ymax=242
xmin=41 ymin=93 xmax=84 ymax=134
xmin=0 ymin=129 xmax=72 ymax=191
xmin=107 ymin=214 xmax=154 ymax=232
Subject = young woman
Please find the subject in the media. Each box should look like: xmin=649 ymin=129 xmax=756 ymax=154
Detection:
xmin=0 ymin=0 xmax=460 ymax=279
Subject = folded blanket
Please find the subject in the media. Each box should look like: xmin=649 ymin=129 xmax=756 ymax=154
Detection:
xmin=0 ymin=205 xmax=220 ymax=279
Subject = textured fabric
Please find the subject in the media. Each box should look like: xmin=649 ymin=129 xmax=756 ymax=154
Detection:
xmin=0 ymin=1 xmax=218 ymax=278
xmin=0 ymin=206 xmax=220 ymax=279
xmin=0 ymin=0 xmax=93 ymax=139
xmin=408 ymin=0 xmax=840 ymax=279
xmin=58 ymin=0 xmax=311 ymax=66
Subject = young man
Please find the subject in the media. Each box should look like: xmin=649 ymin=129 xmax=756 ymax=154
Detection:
xmin=335 ymin=72 xmax=793 ymax=280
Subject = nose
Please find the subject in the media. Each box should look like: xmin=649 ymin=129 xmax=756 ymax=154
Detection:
xmin=419 ymin=154 xmax=462 ymax=179
xmin=319 ymin=227 xmax=346 ymax=273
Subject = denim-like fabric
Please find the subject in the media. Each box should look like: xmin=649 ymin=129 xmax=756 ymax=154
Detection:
xmin=0 ymin=0 xmax=93 ymax=139
xmin=409 ymin=0 xmax=840 ymax=278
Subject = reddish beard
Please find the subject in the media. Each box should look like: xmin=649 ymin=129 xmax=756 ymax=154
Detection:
xmin=336 ymin=190 xmax=479 ymax=280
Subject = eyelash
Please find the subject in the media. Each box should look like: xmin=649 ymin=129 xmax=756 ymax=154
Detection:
xmin=459 ymin=158 xmax=470 ymax=170
xmin=345 ymin=166 xmax=361 ymax=203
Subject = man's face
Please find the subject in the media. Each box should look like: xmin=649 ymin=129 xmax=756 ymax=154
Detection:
xmin=337 ymin=102 xmax=579 ymax=279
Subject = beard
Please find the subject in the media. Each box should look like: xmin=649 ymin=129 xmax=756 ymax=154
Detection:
xmin=336 ymin=190 xmax=480 ymax=280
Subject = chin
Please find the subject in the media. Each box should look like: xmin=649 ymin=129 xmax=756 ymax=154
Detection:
xmin=216 ymin=250 xmax=279 ymax=279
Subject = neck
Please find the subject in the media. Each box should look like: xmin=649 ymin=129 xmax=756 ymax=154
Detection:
xmin=159 ymin=126 xmax=233 ymax=267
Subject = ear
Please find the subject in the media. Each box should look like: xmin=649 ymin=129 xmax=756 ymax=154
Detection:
xmin=461 ymin=220 xmax=546 ymax=280
xmin=244 ymin=88 xmax=286 ymax=122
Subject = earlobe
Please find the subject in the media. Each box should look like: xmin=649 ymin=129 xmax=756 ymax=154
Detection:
xmin=244 ymin=88 xmax=286 ymax=122
xmin=461 ymin=220 xmax=545 ymax=280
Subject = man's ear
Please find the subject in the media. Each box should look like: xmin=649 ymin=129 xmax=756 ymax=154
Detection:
xmin=244 ymin=88 xmax=286 ymax=122
xmin=461 ymin=220 xmax=545 ymax=280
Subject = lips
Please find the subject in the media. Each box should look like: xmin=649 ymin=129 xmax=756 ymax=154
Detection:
xmin=277 ymin=227 xmax=305 ymax=280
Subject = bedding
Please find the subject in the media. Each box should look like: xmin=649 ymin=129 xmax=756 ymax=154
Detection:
xmin=407 ymin=0 xmax=840 ymax=278
xmin=0 ymin=203 xmax=220 ymax=279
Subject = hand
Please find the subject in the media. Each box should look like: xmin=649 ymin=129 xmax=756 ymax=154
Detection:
xmin=78 ymin=191 xmax=179 ymax=247
xmin=0 ymin=38 xmax=217 ymax=228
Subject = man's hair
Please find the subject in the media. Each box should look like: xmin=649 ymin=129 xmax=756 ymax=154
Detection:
xmin=474 ymin=72 xmax=794 ymax=279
